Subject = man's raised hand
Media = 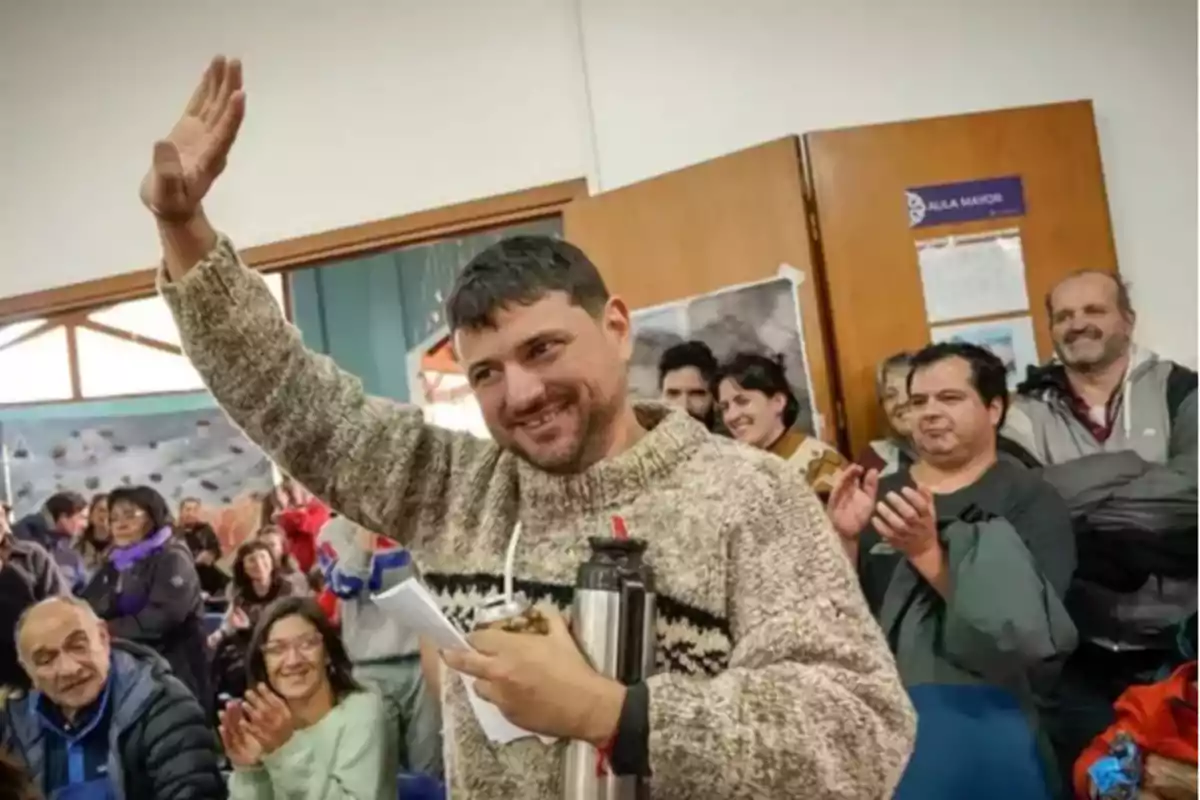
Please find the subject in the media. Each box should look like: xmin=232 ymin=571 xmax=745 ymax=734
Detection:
xmin=140 ymin=56 xmax=245 ymax=223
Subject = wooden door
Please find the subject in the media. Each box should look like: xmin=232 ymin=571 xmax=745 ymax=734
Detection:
xmin=563 ymin=138 xmax=840 ymax=444
xmin=804 ymin=100 xmax=1118 ymax=456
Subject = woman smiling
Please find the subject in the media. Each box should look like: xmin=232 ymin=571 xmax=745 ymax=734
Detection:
xmin=715 ymin=352 xmax=848 ymax=496
xmin=80 ymin=485 xmax=208 ymax=703
xmin=221 ymin=597 xmax=395 ymax=799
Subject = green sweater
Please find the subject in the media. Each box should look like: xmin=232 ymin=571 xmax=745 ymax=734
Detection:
xmin=228 ymin=691 xmax=395 ymax=800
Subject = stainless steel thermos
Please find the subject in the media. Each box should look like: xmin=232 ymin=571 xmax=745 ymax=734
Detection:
xmin=562 ymin=534 xmax=657 ymax=800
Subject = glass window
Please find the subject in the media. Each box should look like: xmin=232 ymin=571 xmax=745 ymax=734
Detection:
xmin=76 ymin=327 xmax=205 ymax=398
xmin=0 ymin=327 xmax=73 ymax=403
xmin=0 ymin=319 xmax=49 ymax=349
xmin=86 ymin=274 xmax=285 ymax=349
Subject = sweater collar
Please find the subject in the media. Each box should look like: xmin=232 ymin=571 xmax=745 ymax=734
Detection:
xmin=516 ymin=402 xmax=708 ymax=517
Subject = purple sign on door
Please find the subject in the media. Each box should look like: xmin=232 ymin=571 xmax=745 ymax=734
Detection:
xmin=906 ymin=176 xmax=1025 ymax=228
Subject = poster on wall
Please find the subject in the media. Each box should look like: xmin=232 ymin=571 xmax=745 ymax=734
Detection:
xmin=0 ymin=409 xmax=274 ymax=558
xmin=916 ymin=229 xmax=1030 ymax=323
xmin=930 ymin=315 xmax=1040 ymax=390
xmin=628 ymin=269 xmax=820 ymax=436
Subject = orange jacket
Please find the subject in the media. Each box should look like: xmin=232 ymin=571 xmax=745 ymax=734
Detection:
xmin=1074 ymin=661 xmax=1198 ymax=799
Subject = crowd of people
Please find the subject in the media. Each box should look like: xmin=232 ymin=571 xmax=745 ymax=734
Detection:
xmin=0 ymin=54 xmax=1194 ymax=800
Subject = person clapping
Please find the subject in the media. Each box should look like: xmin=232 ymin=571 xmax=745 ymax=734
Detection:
xmin=220 ymin=597 xmax=394 ymax=799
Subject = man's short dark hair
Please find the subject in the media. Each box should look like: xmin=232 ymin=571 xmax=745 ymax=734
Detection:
xmin=445 ymin=235 xmax=610 ymax=332
xmin=658 ymin=341 xmax=718 ymax=387
xmin=1045 ymin=269 xmax=1134 ymax=319
xmin=907 ymin=342 xmax=1010 ymax=428
xmin=44 ymin=491 xmax=87 ymax=522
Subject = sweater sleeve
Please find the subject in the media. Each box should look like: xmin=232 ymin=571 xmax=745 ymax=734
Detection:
xmin=159 ymin=237 xmax=501 ymax=548
xmin=259 ymin=692 xmax=393 ymax=800
xmin=643 ymin=468 xmax=916 ymax=799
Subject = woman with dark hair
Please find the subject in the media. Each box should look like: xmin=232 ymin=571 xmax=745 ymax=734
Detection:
xmin=75 ymin=492 xmax=112 ymax=575
xmin=221 ymin=597 xmax=395 ymax=799
xmin=715 ymin=352 xmax=849 ymax=495
xmin=209 ymin=539 xmax=295 ymax=706
xmin=255 ymin=525 xmax=310 ymax=595
xmin=80 ymin=485 xmax=209 ymax=703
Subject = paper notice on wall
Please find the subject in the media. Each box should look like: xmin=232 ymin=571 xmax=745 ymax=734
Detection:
xmin=917 ymin=230 xmax=1030 ymax=323
xmin=930 ymin=315 xmax=1040 ymax=390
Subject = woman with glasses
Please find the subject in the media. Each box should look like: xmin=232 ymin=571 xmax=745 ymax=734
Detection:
xmin=221 ymin=597 xmax=395 ymax=799
xmin=210 ymin=539 xmax=296 ymax=709
xmin=80 ymin=485 xmax=209 ymax=704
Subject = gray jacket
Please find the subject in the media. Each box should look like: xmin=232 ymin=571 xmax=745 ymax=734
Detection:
xmin=1004 ymin=347 xmax=1197 ymax=650
xmin=318 ymin=515 xmax=421 ymax=662
xmin=862 ymin=514 xmax=1077 ymax=708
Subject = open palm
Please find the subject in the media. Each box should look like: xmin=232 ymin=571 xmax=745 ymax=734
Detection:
xmin=218 ymin=701 xmax=264 ymax=768
xmin=826 ymin=465 xmax=880 ymax=540
xmin=140 ymin=56 xmax=246 ymax=222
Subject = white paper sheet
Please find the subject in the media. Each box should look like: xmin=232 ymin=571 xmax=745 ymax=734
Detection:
xmin=371 ymin=578 xmax=555 ymax=745
xmin=930 ymin=315 xmax=1040 ymax=390
xmin=917 ymin=230 xmax=1030 ymax=323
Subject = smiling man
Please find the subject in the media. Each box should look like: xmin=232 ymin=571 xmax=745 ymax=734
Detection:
xmin=143 ymin=56 xmax=915 ymax=799
xmin=0 ymin=597 xmax=223 ymax=799
xmin=1004 ymin=270 xmax=1198 ymax=787
xmin=828 ymin=342 xmax=1077 ymax=792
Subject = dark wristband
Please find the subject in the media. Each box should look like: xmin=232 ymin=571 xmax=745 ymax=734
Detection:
xmin=609 ymin=680 xmax=651 ymax=777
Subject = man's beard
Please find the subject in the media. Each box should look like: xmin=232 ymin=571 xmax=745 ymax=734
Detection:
xmin=499 ymin=389 xmax=622 ymax=475
xmin=1057 ymin=328 xmax=1130 ymax=372
xmin=689 ymin=407 xmax=715 ymax=431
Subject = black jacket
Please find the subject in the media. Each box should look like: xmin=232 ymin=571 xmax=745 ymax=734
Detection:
xmin=0 ymin=639 xmax=226 ymax=799
xmin=0 ymin=538 xmax=67 ymax=689
xmin=80 ymin=540 xmax=210 ymax=706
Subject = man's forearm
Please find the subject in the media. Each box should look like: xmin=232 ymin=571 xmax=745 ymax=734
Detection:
xmin=159 ymin=210 xmax=218 ymax=281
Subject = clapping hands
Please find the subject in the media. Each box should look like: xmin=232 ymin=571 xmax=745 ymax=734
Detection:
xmin=217 ymin=685 xmax=296 ymax=769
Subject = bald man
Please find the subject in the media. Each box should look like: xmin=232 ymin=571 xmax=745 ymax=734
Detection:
xmin=1004 ymin=270 xmax=1198 ymax=789
xmin=0 ymin=597 xmax=224 ymax=799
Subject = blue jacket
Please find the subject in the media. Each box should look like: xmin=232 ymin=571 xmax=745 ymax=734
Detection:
xmin=12 ymin=512 xmax=87 ymax=593
xmin=0 ymin=639 xmax=225 ymax=800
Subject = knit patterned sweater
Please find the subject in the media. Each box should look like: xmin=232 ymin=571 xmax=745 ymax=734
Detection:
xmin=161 ymin=238 xmax=915 ymax=800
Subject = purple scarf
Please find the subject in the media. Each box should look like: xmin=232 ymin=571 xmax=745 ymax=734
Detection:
xmin=109 ymin=527 xmax=173 ymax=573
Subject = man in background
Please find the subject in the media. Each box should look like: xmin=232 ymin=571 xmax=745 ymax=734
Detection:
xmin=319 ymin=515 xmax=441 ymax=776
xmin=0 ymin=509 xmax=66 ymax=689
xmin=1005 ymin=270 xmax=1198 ymax=783
xmin=829 ymin=342 xmax=1078 ymax=792
xmin=658 ymin=340 xmax=718 ymax=430
xmin=12 ymin=492 xmax=89 ymax=592
xmin=176 ymin=497 xmax=228 ymax=600
xmin=1 ymin=597 xmax=224 ymax=798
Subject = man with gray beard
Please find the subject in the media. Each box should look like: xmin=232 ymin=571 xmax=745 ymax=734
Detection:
xmin=1004 ymin=270 xmax=1197 ymax=788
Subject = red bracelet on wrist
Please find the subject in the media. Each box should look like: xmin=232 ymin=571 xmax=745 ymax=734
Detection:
xmin=594 ymin=733 xmax=616 ymax=777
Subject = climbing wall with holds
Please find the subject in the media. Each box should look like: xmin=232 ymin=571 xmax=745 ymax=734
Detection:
xmin=0 ymin=408 xmax=273 ymax=525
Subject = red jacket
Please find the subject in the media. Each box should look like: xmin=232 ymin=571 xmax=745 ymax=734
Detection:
xmin=1074 ymin=661 xmax=1198 ymax=798
xmin=276 ymin=500 xmax=331 ymax=574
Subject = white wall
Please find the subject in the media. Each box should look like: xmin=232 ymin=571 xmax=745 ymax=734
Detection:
xmin=2 ymin=0 xmax=1195 ymax=364
xmin=579 ymin=0 xmax=1198 ymax=365
xmin=0 ymin=0 xmax=591 ymax=295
